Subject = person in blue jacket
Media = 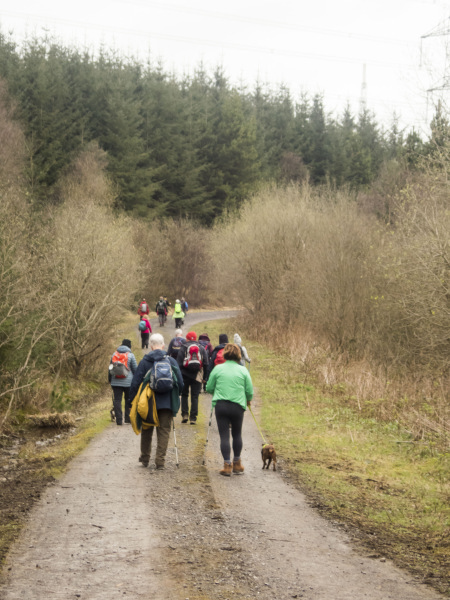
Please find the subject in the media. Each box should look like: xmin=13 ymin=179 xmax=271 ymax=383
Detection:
xmin=130 ymin=333 xmax=183 ymax=470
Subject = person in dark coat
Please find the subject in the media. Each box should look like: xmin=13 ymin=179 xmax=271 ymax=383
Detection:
xmin=198 ymin=333 xmax=213 ymax=392
xmin=176 ymin=331 xmax=208 ymax=424
xmin=130 ymin=333 xmax=183 ymax=469
xmin=206 ymin=333 xmax=229 ymax=381
xmin=109 ymin=339 xmax=138 ymax=425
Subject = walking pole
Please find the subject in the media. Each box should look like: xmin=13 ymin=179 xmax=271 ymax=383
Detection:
xmin=248 ymin=405 xmax=268 ymax=446
xmin=110 ymin=390 xmax=115 ymax=422
xmin=173 ymin=419 xmax=179 ymax=467
xmin=202 ymin=405 xmax=214 ymax=465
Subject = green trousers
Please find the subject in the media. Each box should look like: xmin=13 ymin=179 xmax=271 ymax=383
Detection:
xmin=140 ymin=409 xmax=172 ymax=467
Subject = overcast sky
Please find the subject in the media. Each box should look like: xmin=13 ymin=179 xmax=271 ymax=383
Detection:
xmin=1 ymin=0 xmax=449 ymax=134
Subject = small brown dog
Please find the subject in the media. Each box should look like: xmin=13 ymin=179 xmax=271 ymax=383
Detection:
xmin=261 ymin=443 xmax=277 ymax=471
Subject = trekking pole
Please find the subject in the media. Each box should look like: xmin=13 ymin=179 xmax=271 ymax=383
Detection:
xmin=248 ymin=405 xmax=268 ymax=446
xmin=173 ymin=419 xmax=179 ymax=467
xmin=202 ymin=405 xmax=214 ymax=466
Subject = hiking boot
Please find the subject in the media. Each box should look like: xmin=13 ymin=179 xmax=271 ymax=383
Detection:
xmin=190 ymin=419 xmax=196 ymax=425
xmin=138 ymin=456 xmax=148 ymax=468
xmin=219 ymin=462 xmax=232 ymax=477
xmin=181 ymin=415 xmax=188 ymax=423
xmin=232 ymin=459 xmax=244 ymax=475
xmin=155 ymin=464 xmax=165 ymax=470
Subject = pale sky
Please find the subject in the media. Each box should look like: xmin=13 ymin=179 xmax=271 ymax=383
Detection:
xmin=1 ymin=0 xmax=449 ymax=135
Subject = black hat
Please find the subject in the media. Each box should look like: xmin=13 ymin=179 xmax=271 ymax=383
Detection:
xmin=122 ymin=339 xmax=132 ymax=348
xmin=219 ymin=334 xmax=229 ymax=344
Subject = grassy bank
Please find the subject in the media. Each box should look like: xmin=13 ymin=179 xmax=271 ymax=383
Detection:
xmin=194 ymin=318 xmax=450 ymax=596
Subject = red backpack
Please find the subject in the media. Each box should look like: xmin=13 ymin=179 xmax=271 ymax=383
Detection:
xmin=214 ymin=348 xmax=226 ymax=366
xmin=183 ymin=343 xmax=203 ymax=372
xmin=111 ymin=351 xmax=130 ymax=378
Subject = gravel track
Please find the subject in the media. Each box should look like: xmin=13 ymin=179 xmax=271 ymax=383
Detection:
xmin=0 ymin=311 xmax=444 ymax=600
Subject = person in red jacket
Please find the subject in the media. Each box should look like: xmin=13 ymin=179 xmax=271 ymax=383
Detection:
xmin=138 ymin=298 xmax=150 ymax=318
xmin=140 ymin=314 xmax=152 ymax=349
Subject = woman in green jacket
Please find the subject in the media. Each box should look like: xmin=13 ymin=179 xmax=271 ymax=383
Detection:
xmin=205 ymin=343 xmax=253 ymax=476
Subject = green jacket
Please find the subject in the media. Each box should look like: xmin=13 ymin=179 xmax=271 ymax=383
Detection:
xmin=205 ymin=360 xmax=253 ymax=410
xmin=172 ymin=302 xmax=184 ymax=319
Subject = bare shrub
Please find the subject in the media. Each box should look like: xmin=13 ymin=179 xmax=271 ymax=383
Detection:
xmin=373 ymin=163 xmax=450 ymax=372
xmin=212 ymin=184 xmax=312 ymax=314
xmin=213 ymin=183 xmax=377 ymax=354
xmin=35 ymin=149 xmax=139 ymax=377
xmin=213 ymin=180 xmax=448 ymax=442
xmin=0 ymin=80 xmax=53 ymax=430
xmin=136 ymin=219 xmax=213 ymax=306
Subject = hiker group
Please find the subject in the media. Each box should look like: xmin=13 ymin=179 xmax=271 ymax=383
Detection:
xmin=144 ymin=296 xmax=189 ymax=330
xmin=109 ymin=310 xmax=253 ymax=476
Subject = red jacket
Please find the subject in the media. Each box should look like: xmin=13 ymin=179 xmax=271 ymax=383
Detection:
xmin=138 ymin=301 xmax=150 ymax=317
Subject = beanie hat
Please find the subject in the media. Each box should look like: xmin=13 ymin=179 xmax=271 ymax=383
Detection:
xmin=219 ymin=334 xmax=229 ymax=344
xmin=186 ymin=331 xmax=197 ymax=341
xmin=233 ymin=333 xmax=242 ymax=344
xmin=122 ymin=339 xmax=132 ymax=349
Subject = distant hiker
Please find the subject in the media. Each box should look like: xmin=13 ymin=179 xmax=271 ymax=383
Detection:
xmin=163 ymin=296 xmax=171 ymax=323
xmin=198 ymin=333 xmax=213 ymax=391
xmin=233 ymin=333 xmax=251 ymax=367
xmin=130 ymin=333 xmax=183 ymax=470
xmin=180 ymin=297 xmax=188 ymax=324
xmin=138 ymin=298 xmax=150 ymax=318
xmin=168 ymin=329 xmax=186 ymax=360
xmin=155 ymin=296 xmax=167 ymax=327
xmin=108 ymin=339 xmax=138 ymax=426
xmin=172 ymin=299 xmax=185 ymax=328
xmin=206 ymin=334 xmax=229 ymax=381
xmin=206 ymin=343 xmax=253 ymax=476
xmin=139 ymin=314 xmax=152 ymax=349
xmin=177 ymin=331 xmax=209 ymax=424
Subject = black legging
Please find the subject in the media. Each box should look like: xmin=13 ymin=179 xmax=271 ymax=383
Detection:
xmin=215 ymin=400 xmax=244 ymax=462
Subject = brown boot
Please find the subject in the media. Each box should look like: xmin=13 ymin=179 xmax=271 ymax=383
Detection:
xmin=219 ymin=462 xmax=232 ymax=477
xmin=232 ymin=459 xmax=244 ymax=475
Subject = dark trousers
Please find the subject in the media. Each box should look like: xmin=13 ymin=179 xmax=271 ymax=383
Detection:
xmin=181 ymin=377 xmax=202 ymax=421
xmin=112 ymin=386 xmax=131 ymax=425
xmin=215 ymin=400 xmax=245 ymax=462
xmin=175 ymin=318 xmax=182 ymax=328
xmin=141 ymin=332 xmax=149 ymax=349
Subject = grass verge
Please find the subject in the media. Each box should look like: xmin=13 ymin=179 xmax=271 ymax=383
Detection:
xmin=194 ymin=318 xmax=450 ymax=597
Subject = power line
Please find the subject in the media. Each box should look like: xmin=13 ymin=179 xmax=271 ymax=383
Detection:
xmin=113 ymin=0 xmax=413 ymax=47
xmin=0 ymin=9 xmax=418 ymax=71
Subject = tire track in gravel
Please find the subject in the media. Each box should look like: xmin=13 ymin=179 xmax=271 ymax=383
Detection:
xmin=0 ymin=311 xmax=445 ymax=600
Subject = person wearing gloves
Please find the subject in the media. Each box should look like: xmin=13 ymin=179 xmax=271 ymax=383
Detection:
xmin=109 ymin=339 xmax=138 ymax=425
xmin=206 ymin=343 xmax=253 ymax=476
xmin=233 ymin=333 xmax=251 ymax=367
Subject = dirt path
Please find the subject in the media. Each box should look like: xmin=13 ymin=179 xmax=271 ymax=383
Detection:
xmin=0 ymin=312 xmax=445 ymax=600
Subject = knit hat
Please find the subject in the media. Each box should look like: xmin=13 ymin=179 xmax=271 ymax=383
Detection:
xmin=199 ymin=333 xmax=210 ymax=341
xmin=234 ymin=333 xmax=242 ymax=344
xmin=186 ymin=331 xmax=197 ymax=341
xmin=219 ymin=334 xmax=229 ymax=344
xmin=122 ymin=339 xmax=132 ymax=349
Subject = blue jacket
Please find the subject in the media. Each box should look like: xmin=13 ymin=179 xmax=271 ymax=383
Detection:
xmin=130 ymin=349 xmax=184 ymax=411
xmin=109 ymin=345 xmax=138 ymax=387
